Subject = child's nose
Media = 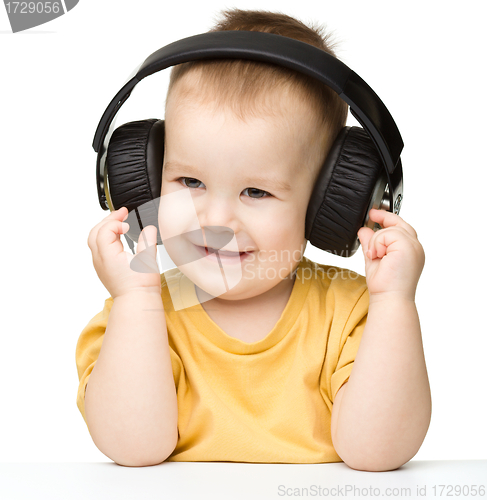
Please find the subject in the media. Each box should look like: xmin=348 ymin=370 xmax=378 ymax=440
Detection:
xmin=196 ymin=197 xmax=240 ymax=235
xmin=199 ymin=225 xmax=236 ymax=252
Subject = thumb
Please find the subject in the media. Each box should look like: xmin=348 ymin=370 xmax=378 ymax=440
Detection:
xmin=130 ymin=226 xmax=160 ymax=274
xmin=136 ymin=225 xmax=158 ymax=254
xmin=357 ymin=226 xmax=375 ymax=260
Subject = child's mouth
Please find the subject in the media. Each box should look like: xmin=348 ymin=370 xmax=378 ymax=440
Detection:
xmin=194 ymin=244 xmax=253 ymax=263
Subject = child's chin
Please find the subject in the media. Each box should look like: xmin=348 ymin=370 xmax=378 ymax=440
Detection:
xmin=196 ymin=280 xmax=262 ymax=303
xmin=178 ymin=261 xmax=245 ymax=299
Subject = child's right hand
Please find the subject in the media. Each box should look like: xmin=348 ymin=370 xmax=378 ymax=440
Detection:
xmin=87 ymin=207 xmax=161 ymax=299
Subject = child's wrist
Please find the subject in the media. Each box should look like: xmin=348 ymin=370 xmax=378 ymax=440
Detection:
xmin=368 ymin=291 xmax=416 ymax=305
xmin=113 ymin=287 xmax=162 ymax=300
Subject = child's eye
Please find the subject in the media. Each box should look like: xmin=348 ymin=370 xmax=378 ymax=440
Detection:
xmin=242 ymin=187 xmax=271 ymax=199
xmin=179 ymin=177 xmax=271 ymax=199
xmin=180 ymin=177 xmax=204 ymax=189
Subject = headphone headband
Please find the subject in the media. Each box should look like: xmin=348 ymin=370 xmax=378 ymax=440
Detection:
xmin=94 ymin=30 xmax=403 ymax=212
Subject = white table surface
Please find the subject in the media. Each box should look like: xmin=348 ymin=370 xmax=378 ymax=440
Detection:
xmin=0 ymin=460 xmax=485 ymax=500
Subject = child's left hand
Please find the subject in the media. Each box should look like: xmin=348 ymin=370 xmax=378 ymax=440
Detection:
xmin=357 ymin=208 xmax=425 ymax=302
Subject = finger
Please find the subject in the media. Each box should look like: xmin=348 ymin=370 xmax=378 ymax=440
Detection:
xmin=368 ymin=208 xmax=417 ymax=238
xmin=87 ymin=207 xmax=128 ymax=253
xmin=95 ymin=219 xmax=130 ymax=260
xmin=370 ymin=232 xmax=388 ymax=259
xmin=357 ymin=226 xmax=375 ymax=260
xmin=136 ymin=225 xmax=158 ymax=254
xmin=367 ymin=227 xmax=404 ymax=260
xmin=88 ymin=207 xmax=127 ymax=249
xmin=129 ymin=226 xmax=160 ymax=274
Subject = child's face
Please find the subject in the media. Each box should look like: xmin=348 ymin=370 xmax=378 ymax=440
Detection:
xmin=160 ymin=87 xmax=322 ymax=302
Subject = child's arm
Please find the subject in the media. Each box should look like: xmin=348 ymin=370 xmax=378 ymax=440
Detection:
xmin=331 ymin=209 xmax=431 ymax=472
xmin=331 ymin=295 xmax=431 ymax=471
xmin=85 ymin=207 xmax=178 ymax=467
xmin=84 ymin=291 xmax=178 ymax=467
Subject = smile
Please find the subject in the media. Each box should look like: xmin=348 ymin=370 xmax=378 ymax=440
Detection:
xmin=194 ymin=244 xmax=254 ymax=264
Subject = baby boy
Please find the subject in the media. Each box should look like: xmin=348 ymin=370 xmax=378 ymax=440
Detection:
xmin=76 ymin=8 xmax=431 ymax=471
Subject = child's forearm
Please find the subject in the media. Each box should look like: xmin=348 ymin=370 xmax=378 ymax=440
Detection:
xmin=333 ymin=295 xmax=431 ymax=472
xmin=84 ymin=291 xmax=178 ymax=467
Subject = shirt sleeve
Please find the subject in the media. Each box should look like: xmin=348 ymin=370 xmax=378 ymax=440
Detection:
xmin=329 ymin=287 xmax=369 ymax=403
xmin=75 ymin=297 xmax=114 ymax=428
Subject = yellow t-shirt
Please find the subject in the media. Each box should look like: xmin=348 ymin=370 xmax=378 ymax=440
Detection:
xmin=76 ymin=256 xmax=369 ymax=464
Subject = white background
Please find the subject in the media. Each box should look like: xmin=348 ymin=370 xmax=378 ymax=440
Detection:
xmin=0 ymin=0 xmax=485 ymax=463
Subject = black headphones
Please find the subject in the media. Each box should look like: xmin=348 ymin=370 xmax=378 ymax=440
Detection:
xmin=93 ymin=30 xmax=403 ymax=258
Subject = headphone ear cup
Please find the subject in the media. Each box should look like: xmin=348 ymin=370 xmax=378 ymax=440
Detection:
xmin=305 ymin=126 xmax=384 ymax=257
xmin=106 ymin=119 xmax=165 ymax=245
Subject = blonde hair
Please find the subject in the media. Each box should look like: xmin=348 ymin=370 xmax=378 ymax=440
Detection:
xmin=165 ymin=8 xmax=348 ymax=182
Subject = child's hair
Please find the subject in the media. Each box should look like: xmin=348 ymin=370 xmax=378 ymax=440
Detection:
xmin=165 ymin=8 xmax=348 ymax=183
